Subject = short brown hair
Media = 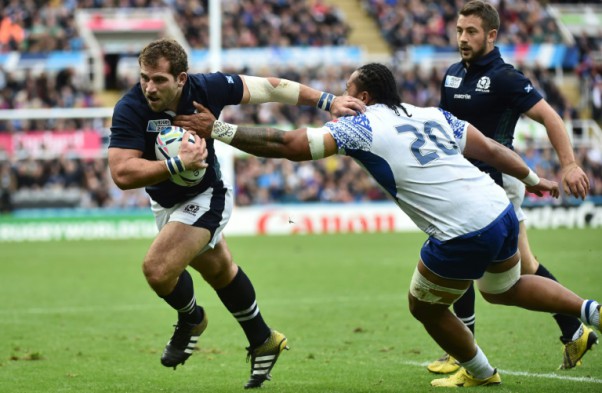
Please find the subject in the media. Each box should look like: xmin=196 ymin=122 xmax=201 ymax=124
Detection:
xmin=138 ymin=38 xmax=188 ymax=77
xmin=459 ymin=1 xmax=500 ymax=32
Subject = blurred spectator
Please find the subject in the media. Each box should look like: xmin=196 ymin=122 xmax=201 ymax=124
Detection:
xmin=232 ymin=155 xmax=387 ymax=206
xmin=0 ymin=160 xmax=16 ymax=212
xmin=0 ymin=11 xmax=25 ymax=51
xmin=592 ymin=74 xmax=602 ymax=123
xmin=362 ymin=0 xmax=564 ymax=50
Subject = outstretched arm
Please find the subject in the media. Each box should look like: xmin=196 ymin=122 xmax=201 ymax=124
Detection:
xmin=174 ymin=76 xmax=365 ymax=133
xmin=175 ymin=101 xmax=339 ymax=161
xmin=239 ymin=75 xmax=365 ymax=117
xmin=462 ymin=124 xmax=559 ymax=197
xmin=211 ymin=120 xmax=338 ymax=162
xmin=525 ymin=99 xmax=589 ymax=199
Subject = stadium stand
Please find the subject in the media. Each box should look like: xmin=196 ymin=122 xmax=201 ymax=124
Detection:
xmin=360 ymin=0 xmax=566 ymax=49
xmin=0 ymin=0 xmax=600 ymax=212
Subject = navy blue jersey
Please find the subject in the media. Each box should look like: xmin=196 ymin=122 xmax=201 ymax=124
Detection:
xmin=109 ymin=72 xmax=244 ymax=207
xmin=439 ymin=47 xmax=542 ymax=185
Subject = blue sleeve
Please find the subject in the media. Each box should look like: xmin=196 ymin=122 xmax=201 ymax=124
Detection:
xmin=324 ymin=114 xmax=372 ymax=153
xmin=437 ymin=108 xmax=468 ymax=150
xmin=109 ymin=98 xmax=146 ymax=151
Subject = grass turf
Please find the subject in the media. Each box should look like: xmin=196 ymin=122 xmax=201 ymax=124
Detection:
xmin=1 ymin=228 xmax=601 ymax=392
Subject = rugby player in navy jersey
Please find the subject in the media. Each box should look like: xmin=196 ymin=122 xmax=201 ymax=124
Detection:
xmin=108 ymin=38 xmax=365 ymax=389
xmin=429 ymin=0 xmax=596 ymax=375
xmin=175 ymin=62 xmax=602 ymax=388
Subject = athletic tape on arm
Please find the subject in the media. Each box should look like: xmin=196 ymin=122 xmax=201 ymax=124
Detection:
xmin=211 ymin=120 xmax=238 ymax=144
xmin=521 ymin=169 xmax=540 ymax=186
xmin=245 ymin=76 xmax=300 ymax=105
xmin=306 ymin=127 xmax=329 ymax=160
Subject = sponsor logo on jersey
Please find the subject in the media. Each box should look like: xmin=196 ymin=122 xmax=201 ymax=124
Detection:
xmin=183 ymin=203 xmax=200 ymax=215
xmin=453 ymin=94 xmax=471 ymax=100
xmin=226 ymin=75 xmax=234 ymax=84
xmin=475 ymin=76 xmax=490 ymax=92
xmin=444 ymin=75 xmax=462 ymax=88
xmin=524 ymin=84 xmax=534 ymax=93
xmin=146 ymin=119 xmax=172 ymax=133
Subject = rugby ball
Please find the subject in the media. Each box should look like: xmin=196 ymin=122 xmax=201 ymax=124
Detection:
xmin=155 ymin=126 xmax=205 ymax=187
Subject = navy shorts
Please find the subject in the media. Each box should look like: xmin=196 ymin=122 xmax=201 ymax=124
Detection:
xmin=420 ymin=204 xmax=519 ymax=280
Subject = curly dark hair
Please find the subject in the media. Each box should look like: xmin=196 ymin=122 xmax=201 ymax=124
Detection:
xmin=138 ymin=38 xmax=188 ymax=77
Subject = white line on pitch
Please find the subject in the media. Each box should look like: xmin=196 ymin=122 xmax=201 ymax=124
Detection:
xmin=401 ymin=360 xmax=602 ymax=384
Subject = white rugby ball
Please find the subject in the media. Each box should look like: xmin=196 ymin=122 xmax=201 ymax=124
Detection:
xmin=155 ymin=126 xmax=206 ymax=187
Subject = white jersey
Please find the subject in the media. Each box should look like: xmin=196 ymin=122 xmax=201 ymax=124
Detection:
xmin=325 ymin=103 xmax=511 ymax=241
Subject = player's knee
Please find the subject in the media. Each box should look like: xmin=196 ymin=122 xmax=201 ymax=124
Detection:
xmin=142 ymin=257 xmax=172 ymax=290
xmin=407 ymin=292 xmax=428 ymax=321
xmin=202 ymin=261 xmax=236 ymax=288
xmin=193 ymin=248 xmax=235 ymax=288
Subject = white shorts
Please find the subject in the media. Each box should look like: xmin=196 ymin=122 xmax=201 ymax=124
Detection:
xmin=502 ymin=173 xmax=526 ymax=222
xmin=150 ymin=181 xmax=233 ymax=253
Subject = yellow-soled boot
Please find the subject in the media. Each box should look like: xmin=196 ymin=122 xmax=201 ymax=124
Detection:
xmin=431 ymin=367 xmax=501 ymax=387
xmin=427 ymin=353 xmax=461 ymax=374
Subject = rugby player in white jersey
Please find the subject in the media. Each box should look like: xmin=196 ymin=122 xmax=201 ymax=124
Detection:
xmin=180 ymin=63 xmax=602 ymax=388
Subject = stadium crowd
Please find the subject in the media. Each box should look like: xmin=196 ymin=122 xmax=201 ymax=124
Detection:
xmin=0 ymin=0 xmax=349 ymax=53
xmin=0 ymin=0 xmax=601 ymax=212
xmin=361 ymin=0 xmax=565 ymax=49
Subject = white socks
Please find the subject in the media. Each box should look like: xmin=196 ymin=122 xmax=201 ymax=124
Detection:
xmin=581 ymin=300 xmax=600 ymax=328
xmin=460 ymin=345 xmax=496 ymax=380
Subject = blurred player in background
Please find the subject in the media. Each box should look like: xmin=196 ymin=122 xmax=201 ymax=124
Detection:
xmin=430 ymin=0 xmax=597 ymax=375
xmin=181 ymin=62 xmax=602 ymax=388
xmin=108 ymin=38 xmax=364 ymax=389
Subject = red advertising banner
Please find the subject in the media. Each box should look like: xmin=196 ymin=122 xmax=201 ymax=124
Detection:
xmin=0 ymin=130 xmax=103 ymax=159
xmin=87 ymin=15 xmax=165 ymax=31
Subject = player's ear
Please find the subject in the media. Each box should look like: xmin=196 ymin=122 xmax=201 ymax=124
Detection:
xmin=487 ymin=29 xmax=497 ymax=44
xmin=177 ymin=72 xmax=187 ymax=87
xmin=359 ymin=91 xmax=372 ymax=105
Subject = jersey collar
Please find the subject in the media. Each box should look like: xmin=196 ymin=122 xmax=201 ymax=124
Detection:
xmin=465 ymin=46 xmax=501 ymax=68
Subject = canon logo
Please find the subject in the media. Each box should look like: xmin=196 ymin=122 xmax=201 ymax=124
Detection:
xmin=257 ymin=211 xmax=397 ymax=235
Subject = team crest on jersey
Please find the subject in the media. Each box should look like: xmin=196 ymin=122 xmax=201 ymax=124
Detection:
xmin=183 ymin=203 xmax=200 ymax=215
xmin=444 ymin=75 xmax=462 ymax=88
xmin=475 ymin=76 xmax=491 ymax=92
xmin=146 ymin=119 xmax=172 ymax=133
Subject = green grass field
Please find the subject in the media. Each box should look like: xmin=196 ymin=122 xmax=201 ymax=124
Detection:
xmin=1 ymin=228 xmax=601 ymax=392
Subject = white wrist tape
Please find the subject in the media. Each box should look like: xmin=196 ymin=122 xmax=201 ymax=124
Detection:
xmin=307 ymin=127 xmax=329 ymax=160
xmin=521 ymin=169 xmax=540 ymax=186
xmin=244 ymin=75 xmax=300 ymax=105
xmin=165 ymin=155 xmax=185 ymax=175
xmin=211 ymin=120 xmax=238 ymax=144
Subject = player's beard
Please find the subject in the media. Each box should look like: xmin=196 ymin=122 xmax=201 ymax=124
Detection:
xmin=459 ymin=37 xmax=488 ymax=64
xmin=146 ymin=90 xmax=177 ymax=113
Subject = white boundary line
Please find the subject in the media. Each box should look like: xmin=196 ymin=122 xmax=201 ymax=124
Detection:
xmin=401 ymin=361 xmax=602 ymax=384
